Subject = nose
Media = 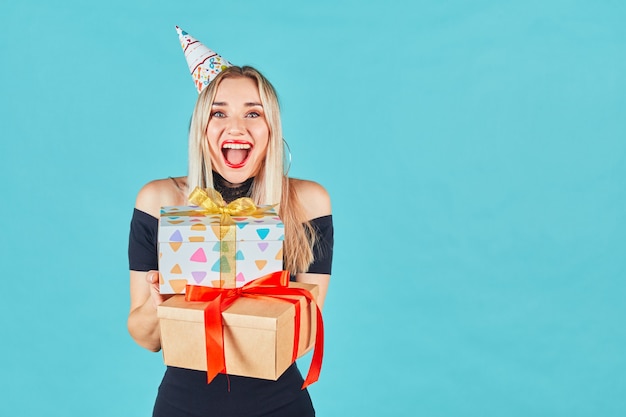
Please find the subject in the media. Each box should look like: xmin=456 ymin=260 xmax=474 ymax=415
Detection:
xmin=227 ymin=118 xmax=245 ymax=135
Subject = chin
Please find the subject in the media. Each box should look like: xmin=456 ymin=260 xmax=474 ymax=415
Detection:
xmin=216 ymin=167 xmax=257 ymax=185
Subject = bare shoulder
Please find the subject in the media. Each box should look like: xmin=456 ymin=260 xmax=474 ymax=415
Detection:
xmin=135 ymin=176 xmax=187 ymax=218
xmin=290 ymin=178 xmax=332 ymax=220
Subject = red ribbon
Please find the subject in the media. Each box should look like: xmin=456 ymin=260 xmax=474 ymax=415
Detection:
xmin=184 ymin=270 xmax=324 ymax=389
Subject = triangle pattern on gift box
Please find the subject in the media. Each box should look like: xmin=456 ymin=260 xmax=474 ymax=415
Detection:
xmin=275 ymin=248 xmax=283 ymax=260
xmin=169 ymin=242 xmax=182 ymax=252
xmin=169 ymin=230 xmax=183 ymax=242
xmin=189 ymin=236 xmax=205 ymax=242
xmin=168 ymin=220 xmax=184 ymax=225
xmin=170 ymin=264 xmax=182 ymax=274
xmin=191 ymin=223 xmax=207 ymax=231
xmin=236 ymin=272 xmax=245 ymax=282
xmin=236 ymin=222 xmax=249 ymax=229
xmin=212 ymin=242 xmax=221 ymax=252
xmin=190 ymin=248 xmax=207 ymax=262
xmin=219 ymin=255 xmax=232 ymax=272
xmin=258 ymin=242 xmax=269 ymax=252
xmin=255 ymin=260 xmax=267 ymax=270
xmin=210 ymin=224 xmax=221 ymax=240
xmin=169 ymin=279 xmax=187 ymax=294
xmin=212 ymin=280 xmax=224 ymax=287
xmin=236 ymin=250 xmax=244 ymax=260
xmin=256 ymin=228 xmax=270 ymax=240
xmin=221 ymin=241 xmax=233 ymax=253
xmin=191 ymin=271 xmax=206 ymax=283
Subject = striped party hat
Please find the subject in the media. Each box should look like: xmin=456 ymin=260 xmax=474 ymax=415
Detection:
xmin=176 ymin=26 xmax=232 ymax=93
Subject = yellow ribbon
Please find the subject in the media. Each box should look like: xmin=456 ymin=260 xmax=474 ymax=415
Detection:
xmin=179 ymin=187 xmax=275 ymax=287
xmin=188 ymin=187 xmax=264 ymax=226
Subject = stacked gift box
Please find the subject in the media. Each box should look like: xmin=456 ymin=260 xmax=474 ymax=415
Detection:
xmin=158 ymin=280 xmax=318 ymax=380
xmin=155 ymin=190 xmax=323 ymax=383
xmin=158 ymin=202 xmax=284 ymax=293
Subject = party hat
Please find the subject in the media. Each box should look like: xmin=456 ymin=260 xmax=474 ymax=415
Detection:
xmin=176 ymin=26 xmax=232 ymax=93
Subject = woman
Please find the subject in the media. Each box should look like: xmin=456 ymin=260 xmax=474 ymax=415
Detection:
xmin=127 ymin=29 xmax=333 ymax=417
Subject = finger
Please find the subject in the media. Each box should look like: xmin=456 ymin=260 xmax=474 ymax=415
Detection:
xmin=146 ymin=271 xmax=158 ymax=284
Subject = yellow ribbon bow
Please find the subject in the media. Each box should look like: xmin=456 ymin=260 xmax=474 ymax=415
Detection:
xmin=188 ymin=187 xmax=263 ymax=225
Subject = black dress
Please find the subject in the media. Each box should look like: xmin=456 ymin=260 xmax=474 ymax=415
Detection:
xmin=128 ymin=177 xmax=333 ymax=417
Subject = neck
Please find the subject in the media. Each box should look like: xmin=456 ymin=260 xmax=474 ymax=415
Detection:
xmin=212 ymin=171 xmax=254 ymax=203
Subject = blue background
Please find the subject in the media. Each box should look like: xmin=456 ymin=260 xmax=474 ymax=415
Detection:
xmin=1 ymin=1 xmax=624 ymax=416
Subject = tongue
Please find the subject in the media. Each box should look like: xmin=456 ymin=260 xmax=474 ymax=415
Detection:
xmin=224 ymin=148 xmax=248 ymax=165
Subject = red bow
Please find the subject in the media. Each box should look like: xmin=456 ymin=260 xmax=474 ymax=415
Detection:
xmin=185 ymin=270 xmax=324 ymax=389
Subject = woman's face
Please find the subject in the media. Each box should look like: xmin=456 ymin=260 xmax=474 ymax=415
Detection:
xmin=206 ymin=76 xmax=270 ymax=184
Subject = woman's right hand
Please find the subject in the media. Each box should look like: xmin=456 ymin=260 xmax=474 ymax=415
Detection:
xmin=145 ymin=270 xmax=172 ymax=308
xmin=128 ymin=269 xmax=172 ymax=351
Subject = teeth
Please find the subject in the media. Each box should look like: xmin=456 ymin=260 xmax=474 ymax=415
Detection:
xmin=222 ymin=143 xmax=251 ymax=150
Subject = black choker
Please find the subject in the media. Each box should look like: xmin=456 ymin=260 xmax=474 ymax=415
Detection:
xmin=212 ymin=171 xmax=254 ymax=203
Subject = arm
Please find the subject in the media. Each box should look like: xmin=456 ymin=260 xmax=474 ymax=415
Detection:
xmin=295 ymin=272 xmax=330 ymax=310
xmin=127 ymin=179 xmax=184 ymax=351
xmin=292 ymin=179 xmax=332 ymax=310
xmin=128 ymin=270 xmax=163 ymax=351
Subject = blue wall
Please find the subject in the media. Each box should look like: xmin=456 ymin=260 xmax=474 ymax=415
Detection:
xmin=1 ymin=1 xmax=624 ymax=415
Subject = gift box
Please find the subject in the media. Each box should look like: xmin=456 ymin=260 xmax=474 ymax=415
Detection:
xmin=157 ymin=281 xmax=319 ymax=381
xmin=158 ymin=198 xmax=284 ymax=294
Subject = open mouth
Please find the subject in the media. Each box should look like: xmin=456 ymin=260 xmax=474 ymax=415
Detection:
xmin=221 ymin=140 xmax=252 ymax=168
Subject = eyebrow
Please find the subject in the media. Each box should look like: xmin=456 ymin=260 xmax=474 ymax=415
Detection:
xmin=212 ymin=101 xmax=263 ymax=107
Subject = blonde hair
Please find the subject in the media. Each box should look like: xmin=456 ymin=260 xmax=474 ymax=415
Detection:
xmin=187 ymin=66 xmax=315 ymax=273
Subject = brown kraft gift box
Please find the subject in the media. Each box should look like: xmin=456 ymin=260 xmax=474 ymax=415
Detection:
xmin=157 ymin=281 xmax=318 ymax=380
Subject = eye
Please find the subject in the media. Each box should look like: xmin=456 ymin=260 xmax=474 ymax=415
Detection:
xmin=211 ymin=111 xmax=226 ymax=118
xmin=246 ymin=111 xmax=261 ymax=118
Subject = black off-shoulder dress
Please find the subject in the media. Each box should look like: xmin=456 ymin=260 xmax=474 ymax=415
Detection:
xmin=128 ymin=177 xmax=333 ymax=417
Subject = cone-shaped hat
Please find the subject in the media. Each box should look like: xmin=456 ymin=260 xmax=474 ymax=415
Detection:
xmin=176 ymin=26 xmax=232 ymax=93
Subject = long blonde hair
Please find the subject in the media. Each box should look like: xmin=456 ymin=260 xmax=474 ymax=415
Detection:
xmin=187 ymin=66 xmax=315 ymax=273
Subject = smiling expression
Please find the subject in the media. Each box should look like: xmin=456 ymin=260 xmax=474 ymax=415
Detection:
xmin=206 ymin=76 xmax=270 ymax=184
